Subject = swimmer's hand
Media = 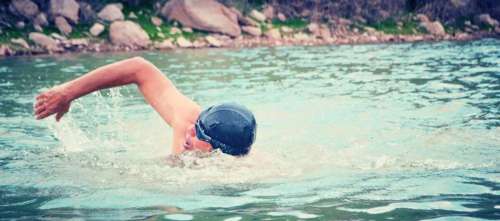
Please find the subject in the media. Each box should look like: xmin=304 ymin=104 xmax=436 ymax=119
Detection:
xmin=34 ymin=86 xmax=71 ymax=121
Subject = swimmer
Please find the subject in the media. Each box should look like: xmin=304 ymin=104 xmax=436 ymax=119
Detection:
xmin=33 ymin=57 xmax=256 ymax=156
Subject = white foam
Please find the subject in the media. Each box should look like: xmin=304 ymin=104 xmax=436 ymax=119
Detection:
xmin=268 ymin=210 xmax=319 ymax=219
xmin=164 ymin=214 xmax=193 ymax=221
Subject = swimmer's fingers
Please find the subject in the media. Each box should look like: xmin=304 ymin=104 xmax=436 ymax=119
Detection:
xmin=36 ymin=109 xmax=55 ymax=120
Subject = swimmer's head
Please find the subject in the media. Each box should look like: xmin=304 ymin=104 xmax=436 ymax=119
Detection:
xmin=186 ymin=103 xmax=257 ymax=156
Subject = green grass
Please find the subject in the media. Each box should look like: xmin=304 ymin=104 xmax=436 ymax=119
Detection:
xmin=369 ymin=17 xmax=422 ymax=35
xmin=0 ymin=28 xmax=24 ymax=44
xmin=272 ymin=18 xmax=308 ymax=30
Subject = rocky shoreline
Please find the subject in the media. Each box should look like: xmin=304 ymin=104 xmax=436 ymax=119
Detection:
xmin=1 ymin=0 xmax=499 ymax=57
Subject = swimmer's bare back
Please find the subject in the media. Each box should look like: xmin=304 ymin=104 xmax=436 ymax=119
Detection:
xmin=34 ymin=57 xmax=200 ymax=154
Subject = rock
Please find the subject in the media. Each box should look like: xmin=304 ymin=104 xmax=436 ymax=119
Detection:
xmin=11 ymin=38 xmax=29 ymax=49
xmin=464 ymin=20 xmax=472 ymax=26
xmin=192 ymin=39 xmax=206 ymax=48
xmin=129 ymin=12 xmax=138 ymax=19
xmin=277 ymin=13 xmax=286 ymax=22
xmin=98 ymin=4 xmax=124 ymax=22
xmin=281 ymin=26 xmax=293 ymax=34
xmin=249 ymin=9 xmax=266 ymax=22
xmin=90 ymin=23 xmax=105 ymax=36
xmin=50 ymin=33 xmax=66 ymax=41
xmin=15 ymin=21 xmax=25 ymax=29
xmin=55 ymin=16 xmax=72 ymax=35
xmin=170 ymin=27 xmax=182 ymax=34
xmin=265 ymin=28 xmax=281 ymax=39
xmin=34 ymin=13 xmax=48 ymax=27
xmin=421 ymin=21 xmax=446 ymax=36
xmin=205 ymin=35 xmax=222 ymax=47
xmin=79 ymin=2 xmax=96 ymax=24
xmin=364 ymin=26 xmax=376 ymax=33
xmin=241 ymin=26 xmax=261 ymax=36
xmin=307 ymin=23 xmax=320 ymax=36
xmin=0 ymin=45 xmax=12 ymax=56
xmin=34 ymin=24 xmax=43 ymax=32
xmin=9 ymin=0 xmax=39 ymax=19
xmin=496 ymin=26 xmax=500 ymax=34
xmin=50 ymin=0 xmax=79 ymax=24
xmin=62 ymin=38 xmax=89 ymax=48
xmin=293 ymin=32 xmax=310 ymax=41
xmin=151 ymin=16 xmax=163 ymax=26
xmin=182 ymin=27 xmax=193 ymax=33
xmin=319 ymin=26 xmax=332 ymax=40
xmin=155 ymin=39 xmax=175 ymax=49
xmin=416 ymin=14 xmax=429 ymax=23
xmin=29 ymin=32 xmax=62 ymax=51
xmin=337 ymin=18 xmax=352 ymax=26
xmin=176 ymin=37 xmax=192 ymax=48
xmin=475 ymin=14 xmax=499 ymax=27
xmin=109 ymin=20 xmax=150 ymax=48
xmin=262 ymin=5 xmax=274 ymax=20
xmin=161 ymin=0 xmax=241 ymax=37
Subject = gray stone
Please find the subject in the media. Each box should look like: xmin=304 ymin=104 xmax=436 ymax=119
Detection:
xmin=89 ymin=23 xmax=105 ymax=36
xmin=265 ymin=28 xmax=281 ymax=39
xmin=280 ymin=26 xmax=293 ymax=34
xmin=262 ymin=5 xmax=274 ymax=20
xmin=241 ymin=26 xmax=261 ymax=36
xmin=29 ymin=32 xmax=62 ymax=51
xmin=128 ymin=12 xmax=138 ymax=19
xmin=34 ymin=13 xmax=48 ymax=27
xmin=155 ymin=39 xmax=175 ymax=49
xmin=161 ymin=0 xmax=241 ymax=37
xmin=0 ymin=45 xmax=12 ymax=56
xmin=176 ymin=37 xmax=192 ymax=48
xmin=182 ymin=27 xmax=193 ymax=33
xmin=50 ymin=0 xmax=80 ymax=24
xmin=98 ymin=4 xmax=124 ymax=22
xmin=55 ymin=16 xmax=72 ymax=35
xmin=249 ymin=9 xmax=266 ymax=22
xmin=15 ymin=21 xmax=25 ymax=29
xmin=307 ymin=23 xmax=320 ymax=36
xmin=109 ymin=20 xmax=150 ymax=47
xmin=9 ymin=0 xmax=39 ymax=19
xmin=205 ymin=35 xmax=222 ymax=47
xmin=421 ymin=21 xmax=446 ymax=36
xmin=277 ymin=13 xmax=286 ymax=22
xmin=151 ymin=16 xmax=163 ymax=26
xmin=11 ymin=38 xmax=29 ymax=49
xmin=416 ymin=14 xmax=429 ymax=23
xmin=170 ymin=27 xmax=182 ymax=35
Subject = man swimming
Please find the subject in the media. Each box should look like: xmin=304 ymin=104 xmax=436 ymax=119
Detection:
xmin=34 ymin=57 xmax=256 ymax=156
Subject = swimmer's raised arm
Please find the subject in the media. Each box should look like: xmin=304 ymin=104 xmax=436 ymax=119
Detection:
xmin=34 ymin=56 xmax=200 ymax=128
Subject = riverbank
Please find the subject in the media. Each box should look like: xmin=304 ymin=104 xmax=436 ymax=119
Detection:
xmin=1 ymin=0 xmax=500 ymax=57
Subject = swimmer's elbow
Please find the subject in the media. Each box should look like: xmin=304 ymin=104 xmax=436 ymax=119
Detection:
xmin=131 ymin=57 xmax=163 ymax=84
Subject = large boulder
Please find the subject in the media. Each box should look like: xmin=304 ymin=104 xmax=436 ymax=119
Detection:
xmin=415 ymin=0 xmax=480 ymax=24
xmin=29 ymin=32 xmax=62 ymax=51
xmin=421 ymin=21 xmax=446 ymax=36
xmin=50 ymin=0 xmax=79 ymax=24
xmin=9 ymin=0 xmax=39 ymax=19
xmin=109 ymin=20 xmax=150 ymax=47
xmin=55 ymin=16 xmax=72 ymax=35
xmin=160 ymin=0 xmax=241 ymax=37
xmin=98 ymin=4 xmax=124 ymax=22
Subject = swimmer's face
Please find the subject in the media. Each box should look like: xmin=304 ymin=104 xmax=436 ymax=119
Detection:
xmin=184 ymin=125 xmax=213 ymax=152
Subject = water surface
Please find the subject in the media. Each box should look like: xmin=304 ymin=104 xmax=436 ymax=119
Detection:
xmin=0 ymin=40 xmax=499 ymax=220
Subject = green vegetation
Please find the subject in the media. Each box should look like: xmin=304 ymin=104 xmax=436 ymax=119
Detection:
xmin=0 ymin=28 xmax=23 ymax=44
xmin=272 ymin=18 xmax=308 ymax=30
xmin=369 ymin=16 xmax=423 ymax=35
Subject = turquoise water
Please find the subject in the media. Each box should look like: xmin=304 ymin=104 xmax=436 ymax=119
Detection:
xmin=0 ymin=40 xmax=499 ymax=220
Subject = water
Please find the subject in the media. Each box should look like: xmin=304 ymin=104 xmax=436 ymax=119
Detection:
xmin=0 ymin=39 xmax=499 ymax=220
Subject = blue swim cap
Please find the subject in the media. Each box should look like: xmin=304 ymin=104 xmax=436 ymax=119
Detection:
xmin=195 ymin=103 xmax=256 ymax=156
